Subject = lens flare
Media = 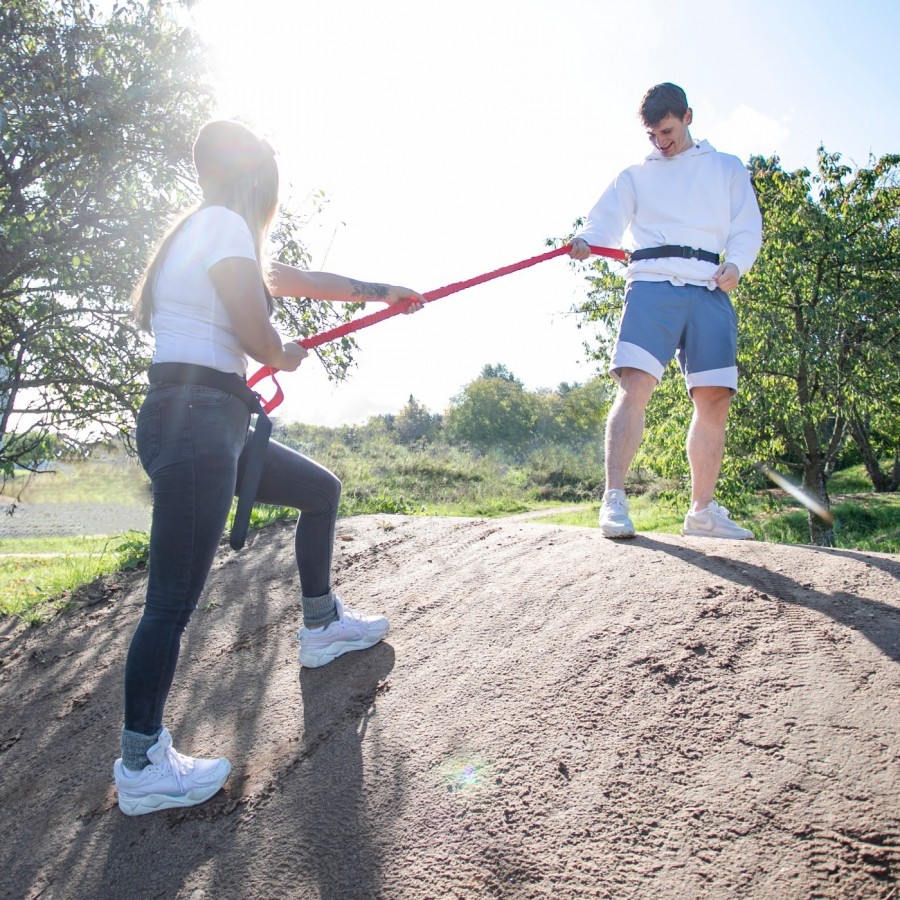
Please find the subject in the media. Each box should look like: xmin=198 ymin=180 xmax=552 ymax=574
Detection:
xmin=760 ymin=464 xmax=834 ymax=523
xmin=439 ymin=754 xmax=492 ymax=794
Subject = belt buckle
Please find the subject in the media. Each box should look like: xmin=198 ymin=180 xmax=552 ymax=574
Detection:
xmin=682 ymin=246 xmax=698 ymax=260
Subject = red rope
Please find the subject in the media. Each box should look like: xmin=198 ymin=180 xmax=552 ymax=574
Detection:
xmin=248 ymin=243 xmax=627 ymax=412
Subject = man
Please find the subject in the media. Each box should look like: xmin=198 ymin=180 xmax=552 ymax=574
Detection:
xmin=570 ymin=82 xmax=762 ymax=540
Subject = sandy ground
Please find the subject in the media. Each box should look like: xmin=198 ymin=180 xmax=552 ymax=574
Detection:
xmin=0 ymin=513 xmax=898 ymax=900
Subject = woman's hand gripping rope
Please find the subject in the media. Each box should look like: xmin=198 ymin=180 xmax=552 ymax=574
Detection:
xmin=248 ymin=243 xmax=627 ymax=413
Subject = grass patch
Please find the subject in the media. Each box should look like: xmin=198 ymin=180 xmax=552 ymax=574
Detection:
xmin=831 ymin=496 xmax=900 ymax=553
xmin=3 ymin=445 xmax=896 ymax=628
xmin=829 ymin=463 xmax=879 ymax=495
xmin=226 ymin=502 xmax=295 ymax=533
xmin=0 ymin=535 xmax=113 ymax=556
xmin=513 ymin=490 xmax=900 ymax=554
xmin=0 ymin=532 xmax=146 ymax=625
xmin=525 ymin=493 xmax=684 ymax=533
xmin=2 ymin=460 xmax=150 ymax=506
xmin=0 ymin=501 xmax=294 ymax=626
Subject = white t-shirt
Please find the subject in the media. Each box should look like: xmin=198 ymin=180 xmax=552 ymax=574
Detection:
xmin=151 ymin=205 xmax=258 ymax=376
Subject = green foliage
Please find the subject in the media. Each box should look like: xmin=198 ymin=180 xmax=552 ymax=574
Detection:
xmin=443 ymin=365 xmax=611 ymax=457
xmin=0 ymin=1 xmax=357 ymax=471
xmin=341 ymin=493 xmax=424 ymax=516
xmin=526 ymin=444 xmax=605 ymax=502
xmin=574 ymin=257 xmax=628 ymax=366
xmin=268 ymin=203 xmax=366 ymax=383
xmin=733 ymin=149 xmax=900 ymax=542
xmin=1 ymin=448 xmax=150 ymax=505
xmin=0 ymin=531 xmax=148 ymax=624
xmin=828 ymin=463 xmax=878 ymax=494
xmin=533 ymin=378 xmax=612 ymax=448
xmin=0 ymin=432 xmax=57 ymax=479
xmin=113 ymin=530 xmax=150 ymax=570
xmin=385 ymin=395 xmax=443 ymax=445
xmin=275 ymin=415 xmax=607 ymax=517
xmin=3 ymin=433 xmax=896 ymax=627
xmin=536 ymin=492 xmax=685 ymax=534
xmin=0 ymin=0 xmax=217 ymax=465
xmin=445 ymin=366 xmax=539 ymax=455
xmin=479 ymin=363 xmax=520 ymax=383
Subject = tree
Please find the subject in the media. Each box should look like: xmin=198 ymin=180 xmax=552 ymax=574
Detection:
xmin=445 ymin=364 xmax=538 ymax=454
xmin=479 ymin=362 xmax=521 ymax=384
xmin=392 ymin=394 xmax=441 ymax=445
xmin=1 ymin=0 xmax=214 ymax=473
xmin=733 ymin=150 xmax=900 ymax=543
xmin=0 ymin=1 xmax=358 ymax=477
xmin=532 ymin=378 xmax=611 ymax=449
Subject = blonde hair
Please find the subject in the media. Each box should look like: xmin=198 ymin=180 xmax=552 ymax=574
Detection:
xmin=133 ymin=125 xmax=279 ymax=334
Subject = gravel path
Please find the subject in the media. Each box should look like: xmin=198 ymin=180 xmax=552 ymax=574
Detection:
xmin=0 ymin=501 xmax=151 ymax=539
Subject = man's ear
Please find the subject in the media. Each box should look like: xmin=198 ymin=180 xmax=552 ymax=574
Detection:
xmin=684 ymin=108 xmax=693 ymax=126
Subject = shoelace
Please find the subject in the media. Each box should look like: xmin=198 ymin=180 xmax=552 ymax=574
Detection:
xmin=159 ymin=746 xmax=194 ymax=793
xmin=708 ymin=502 xmax=733 ymax=520
xmin=148 ymin=732 xmax=193 ymax=791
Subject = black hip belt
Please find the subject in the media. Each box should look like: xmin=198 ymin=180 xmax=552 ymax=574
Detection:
xmin=149 ymin=362 xmax=260 ymax=411
xmin=630 ymin=245 xmax=720 ymax=265
xmin=147 ymin=362 xmax=271 ymax=551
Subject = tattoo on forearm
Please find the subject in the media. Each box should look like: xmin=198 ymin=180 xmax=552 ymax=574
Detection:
xmin=349 ymin=279 xmax=389 ymax=300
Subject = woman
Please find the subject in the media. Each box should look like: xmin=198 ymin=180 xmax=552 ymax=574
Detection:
xmin=114 ymin=120 xmax=424 ymax=816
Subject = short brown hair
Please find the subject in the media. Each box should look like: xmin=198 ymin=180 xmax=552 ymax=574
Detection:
xmin=639 ymin=83 xmax=689 ymax=127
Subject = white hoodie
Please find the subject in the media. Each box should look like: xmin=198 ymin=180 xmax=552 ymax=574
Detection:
xmin=575 ymin=139 xmax=762 ymax=288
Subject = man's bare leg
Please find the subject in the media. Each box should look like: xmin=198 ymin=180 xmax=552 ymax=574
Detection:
xmin=686 ymin=386 xmax=732 ymax=512
xmin=605 ymin=368 xmax=658 ymax=490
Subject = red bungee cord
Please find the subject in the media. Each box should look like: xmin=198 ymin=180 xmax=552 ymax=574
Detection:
xmin=247 ymin=242 xmax=627 ymax=413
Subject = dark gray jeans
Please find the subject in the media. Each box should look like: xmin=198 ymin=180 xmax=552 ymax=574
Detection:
xmin=124 ymin=381 xmax=340 ymax=736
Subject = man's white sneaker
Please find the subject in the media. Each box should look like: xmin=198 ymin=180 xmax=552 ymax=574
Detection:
xmin=598 ymin=489 xmax=636 ymax=539
xmin=682 ymin=501 xmax=754 ymax=540
xmin=298 ymin=598 xmax=389 ymax=668
xmin=114 ymin=728 xmax=231 ymax=816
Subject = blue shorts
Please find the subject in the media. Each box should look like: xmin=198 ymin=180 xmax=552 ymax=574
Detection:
xmin=610 ymin=280 xmax=738 ymax=393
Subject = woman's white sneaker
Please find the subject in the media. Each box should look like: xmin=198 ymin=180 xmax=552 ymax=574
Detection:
xmin=113 ymin=727 xmax=231 ymax=816
xmin=682 ymin=501 xmax=753 ymax=540
xmin=298 ymin=598 xmax=389 ymax=668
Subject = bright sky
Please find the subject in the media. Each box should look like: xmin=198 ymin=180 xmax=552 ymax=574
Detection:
xmin=191 ymin=0 xmax=899 ymax=426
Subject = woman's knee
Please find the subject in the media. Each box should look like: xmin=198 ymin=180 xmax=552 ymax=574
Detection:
xmin=318 ymin=469 xmax=341 ymax=510
xmin=141 ymin=598 xmax=196 ymax=634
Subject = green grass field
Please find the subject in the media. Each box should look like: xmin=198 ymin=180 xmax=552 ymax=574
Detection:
xmin=2 ymin=459 xmax=151 ymax=506
xmin=1 ymin=449 xmax=896 ymax=626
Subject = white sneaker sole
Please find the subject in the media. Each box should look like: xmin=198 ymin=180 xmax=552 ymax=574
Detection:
xmin=117 ymin=764 xmax=231 ymax=816
xmin=599 ymin=522 xmax=636 ymax=539
xmin=299 ymin=633 xmax=387 ymax=668
xmin=681 ymin=527 xmax=753 ymax=541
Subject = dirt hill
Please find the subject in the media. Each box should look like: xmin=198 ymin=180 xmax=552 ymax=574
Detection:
xmin=1 ymin=515 xmax=898 ymax=899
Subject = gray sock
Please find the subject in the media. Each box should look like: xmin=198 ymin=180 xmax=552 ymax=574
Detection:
xmin=302 ymin=590 xmax=338 ymax=630
xmin=121 ymin=726 xmax=162 ymax=772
